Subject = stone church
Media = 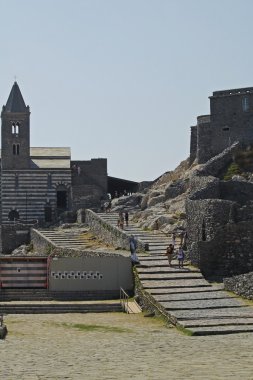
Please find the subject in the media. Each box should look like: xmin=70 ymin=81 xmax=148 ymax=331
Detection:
xmin=0 ymin=82 xmax=138 ymax=228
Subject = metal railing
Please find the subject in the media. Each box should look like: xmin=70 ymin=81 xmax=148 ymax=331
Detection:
xmin=120 ymin=287 xmax=142 ymax=314
xmin=120 ymin=287 xmax=130 ymax=313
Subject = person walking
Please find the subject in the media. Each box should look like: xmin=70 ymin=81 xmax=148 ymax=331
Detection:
xmin=166 ymin=244 xmax=174 ymax=267
xmin=177 ymin=245 xmax=184 ymax=268
xmin=172 ymin=232 xmax=176 ymax=247
xmin=124 ymin=211 xmax=129 ymax=227
xmin=117 ymin=211 xmax=124 ymax=229
xmin=129 ymin=235 xmax=139 ymax=265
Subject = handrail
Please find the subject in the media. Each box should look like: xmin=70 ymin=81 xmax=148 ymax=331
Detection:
xmin=120 ymin=287 xmax=142 ymax=314
xmin=120 ymin=287 xmax=129 ymax=313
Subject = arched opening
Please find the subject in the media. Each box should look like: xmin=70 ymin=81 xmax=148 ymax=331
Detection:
xmin=8 ymin=209 xmax=20 ymax=221
xmin=56 ymin=184 xmax=68 ymax=210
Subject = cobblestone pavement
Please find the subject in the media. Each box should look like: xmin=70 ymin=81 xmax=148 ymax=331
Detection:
xmin=1 ymin=313 xmax=253 ymax=380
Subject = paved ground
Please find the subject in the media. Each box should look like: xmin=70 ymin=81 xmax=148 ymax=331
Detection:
xmin=1 ymin=312 xmax=253 ymax=380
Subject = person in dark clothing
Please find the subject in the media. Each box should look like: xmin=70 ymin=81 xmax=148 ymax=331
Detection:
xmin=125 ymin=211 xmax=129 ymax=226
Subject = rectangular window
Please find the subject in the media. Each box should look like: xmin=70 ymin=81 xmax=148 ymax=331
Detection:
xmin=15 ymin=174 xmax=19 ymax=188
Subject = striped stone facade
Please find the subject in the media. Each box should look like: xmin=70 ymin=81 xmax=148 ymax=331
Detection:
xmin=0 ymin=169 xmax=71 ymax=224
xmin=0 ymin=82 xmax=108 ymax=253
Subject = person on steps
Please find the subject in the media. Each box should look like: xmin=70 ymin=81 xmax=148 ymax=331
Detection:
xmin=166 ymin=244 xmax=174 ymax=267
xmin=177 ymin=245 xmax=184 ymax=268
xmin=129 ymin=235 xmax=139 ymax=265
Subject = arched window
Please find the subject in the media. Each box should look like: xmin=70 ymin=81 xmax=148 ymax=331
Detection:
xmin=8 ymin=209 xmax=20 ymax=221
xmin=11 ymin=122 xmax=20 ymax=135
xmin=242 ymin=97 xmax=249 ymax=112
xmin=12 ymin=144 xmax=20 ymax=155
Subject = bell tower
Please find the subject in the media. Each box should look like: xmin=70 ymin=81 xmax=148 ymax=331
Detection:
xmin=1 ymin=82 xmax=30 ymax=169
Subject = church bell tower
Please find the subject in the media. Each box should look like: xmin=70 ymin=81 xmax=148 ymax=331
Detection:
xmin=1 ymin=82 xmax=30 ymax=169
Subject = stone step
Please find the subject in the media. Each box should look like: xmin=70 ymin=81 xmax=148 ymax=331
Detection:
xmin=139 ymin=273 xmax=203 ymax=281
xmin=147 ymin=287 xmax=223 ymax=294
xmin=97 ymin=211 xmax=253 ymax=336
xmin=0 ymin=302 xmax=122 ymax=314
xmin=161 ymin=298 xmax=246 ymax=310
xmin=174 ymin=307 xmax=253 ymax=319
xmin=188 ymin=325 xmax=253 ymax=336
xmin=138 ymin=263 xmax=190 ymax=269
xmin=141 ymin=279 xmax=212 ymax=288
xmin=179 ymin=317 xmax=253 ymax=328
xmin=154 ymin=291 xmax=230 ymax=301
xmin=138 ymin=267 xmax=201 ymax=274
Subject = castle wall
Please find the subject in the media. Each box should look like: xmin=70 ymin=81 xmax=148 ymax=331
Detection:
xmin=195 ymin=88 xmax=253 ymax=164
xmin=189 ymin=125 xmax=197 ymax=165
xmin=196 ymin=115 xmax=213 ymax=164
xmin=187 ymin=175 xmax=253 ymax=277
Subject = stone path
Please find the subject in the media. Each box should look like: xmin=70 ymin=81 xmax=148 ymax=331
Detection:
xmin=1 ymin=312 xmax=253 ymax=379
xmin=97 ymin=212 xmax=253 ymax=335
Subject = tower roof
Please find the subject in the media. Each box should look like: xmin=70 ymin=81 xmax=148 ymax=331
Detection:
xmin=5 ymin=82 xmax=27 ymax=112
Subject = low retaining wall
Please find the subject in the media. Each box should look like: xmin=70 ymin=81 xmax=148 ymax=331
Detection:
xmin=134 ymin=269 xmax=178 ymax=327
xmin=84 ymin=209 xmax=148 ymax=252
xmin=31 ymin=229 xmax=133 ymax=296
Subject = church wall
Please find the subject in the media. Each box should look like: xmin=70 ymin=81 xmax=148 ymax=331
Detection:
xmin=71 ymin=159 xmax=107 ymax=210
xmin=1 ymin=169 xmax=71 ymax=224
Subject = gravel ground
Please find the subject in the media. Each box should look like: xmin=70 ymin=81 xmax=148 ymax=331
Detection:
xmin=1 ymin=312 xmax=253 ymax=380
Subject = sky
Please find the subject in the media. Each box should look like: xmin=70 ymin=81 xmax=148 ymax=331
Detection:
xmin=0 ymin=0 xmax=253 ymax=182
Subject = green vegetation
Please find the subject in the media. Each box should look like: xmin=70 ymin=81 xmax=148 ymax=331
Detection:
xmin=224 ymin=147 xmax=253 ymax=180
xmin=223 ymin=162 xmax=241 ymax=180
xmin=176 ymin=324 xmax=194 ymax=336
xmin=58 ymin=322 xmax=131 ymax=333
xmin=235 ymin=148 xmax=253 ymax=170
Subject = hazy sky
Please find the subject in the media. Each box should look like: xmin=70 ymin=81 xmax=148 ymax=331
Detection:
xmin=0 ymin=0 xmax=253 ymax=182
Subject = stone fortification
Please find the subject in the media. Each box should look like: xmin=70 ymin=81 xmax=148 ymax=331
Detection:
xmin=190 ymin=87 xmax=253 ymax=164
xmin=224 ymin=272 xmax=253 ymax=300
xmin=187 ymin=174 xmax=253 ymax=277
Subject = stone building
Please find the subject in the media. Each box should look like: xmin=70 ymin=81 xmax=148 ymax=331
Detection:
xmin=190 ymin=87 xmax=253 ymax=164
xmin=0 ymin=81 xmax=139 ymax=253
xmin=0 ymin=82 xmax=110 ymax=227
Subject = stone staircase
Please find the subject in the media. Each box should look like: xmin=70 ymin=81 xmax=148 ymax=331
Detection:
xmin=0 ymin=299 xmax=121 ymax=314
xmin=37 ymin=228 xmax=93 ymax=250
xmin=96 ymin=212 xmax=253 ymax=335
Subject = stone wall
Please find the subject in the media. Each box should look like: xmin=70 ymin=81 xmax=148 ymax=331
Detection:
xmin=194 ymin=88 xmax=253 ymax=164
xmin=31 ymin=229 xmax=133 ymax=296
xmin=84 ymin=209 xmax=148 ymax=252
xmin=189 ymin=125 xmax=197 ymax=165
xmin=71 ymin=158 xmax=107 ymax=210
xmin=197 ymin=221 xmax=253 ymax=277
xmin=1 ymin=224 xmax=30 ymax=254
xmin=224 ymin=272 xmax=253 ymax=300
xmin=195 ymin=142 xmax=239 ymax=178
xmin=187 ymin=171 xmax=253 ymax=277
xmin=197 ymin=118 xmax=213 ymax=164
